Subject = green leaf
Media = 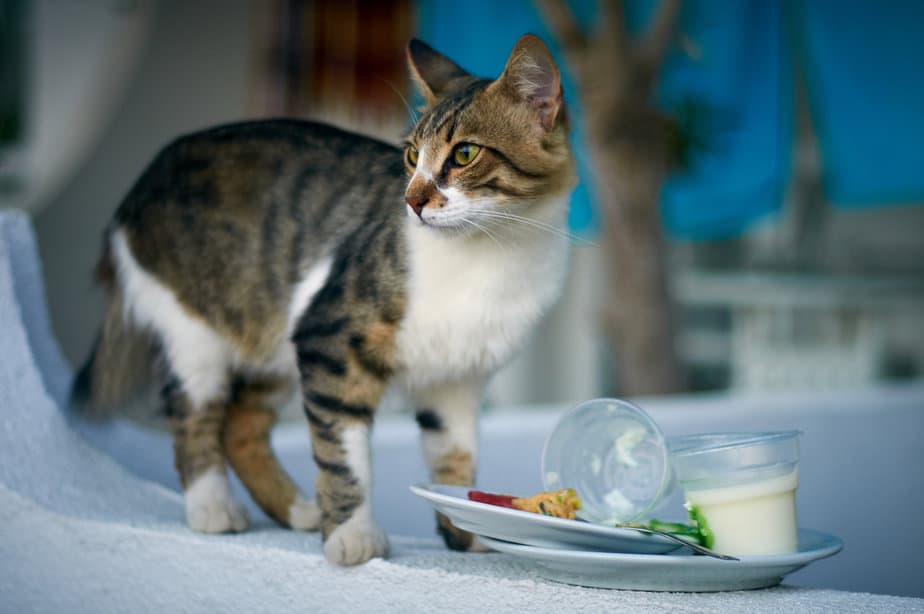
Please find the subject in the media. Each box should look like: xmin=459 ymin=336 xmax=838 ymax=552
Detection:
xmin=686 ymin=504 xmax=715 ymax=549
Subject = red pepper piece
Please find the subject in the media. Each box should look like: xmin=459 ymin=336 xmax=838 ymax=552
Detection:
xmin=467 ymin=490 xmax=518 ymax=509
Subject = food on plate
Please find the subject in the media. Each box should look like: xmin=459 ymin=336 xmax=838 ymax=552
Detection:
xmin=513 ymin=488 xmax=582 ymax=519
xmin=467 ymin=487 xmax=715 ymax=548
xmin=467 ymin=490 xmax=517 ymax=509
xmin=468 ymin=488 xmax=582 ymax=519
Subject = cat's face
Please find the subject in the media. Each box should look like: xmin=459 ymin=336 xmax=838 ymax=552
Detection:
xmin=403 ymin=36 xmax=576 ymax=234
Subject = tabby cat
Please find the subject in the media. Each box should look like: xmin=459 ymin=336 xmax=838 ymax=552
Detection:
xmin=74 ymin=34 xmax=576 ymax=566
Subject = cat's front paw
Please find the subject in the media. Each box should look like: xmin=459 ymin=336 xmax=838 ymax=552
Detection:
xmin=184 ymin=470 xmax=249 ymax=533
xmin=288 ymin=496 xmax=321 ymax=531
xmin=323 ymin=519 xmax=389 ymax=566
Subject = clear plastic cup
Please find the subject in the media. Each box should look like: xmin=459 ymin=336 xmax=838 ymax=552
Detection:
xmin=669 ymin=431 xmax=801 ymax=556
xmin=541 ymin=398 xmax=674 ymax=523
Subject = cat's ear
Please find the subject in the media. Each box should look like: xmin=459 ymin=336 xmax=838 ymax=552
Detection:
xmin=493 ymin=34 xmax=563 ymax=132
xmin=407 ymin=39 xmax=470 ymax=107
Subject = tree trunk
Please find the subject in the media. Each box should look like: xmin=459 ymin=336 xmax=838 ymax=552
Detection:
xmin=537 ymin=0 xmax=685 ymax=395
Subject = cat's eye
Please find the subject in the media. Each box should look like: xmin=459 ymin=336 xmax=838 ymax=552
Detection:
xmin=453 ymin=143 xmax=481 ymax=166
xmin=405 ymin=145 xmax=419 ymax=167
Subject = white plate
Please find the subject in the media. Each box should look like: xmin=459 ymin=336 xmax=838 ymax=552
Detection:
xmin=480 ymin=529 xmax=843 ymax=592
xmin=409 ymin=483 xmax=681 ymax=554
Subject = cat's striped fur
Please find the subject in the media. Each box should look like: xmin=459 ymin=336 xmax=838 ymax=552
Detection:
xmin=73 ymin=34 xmax=576 ymax=565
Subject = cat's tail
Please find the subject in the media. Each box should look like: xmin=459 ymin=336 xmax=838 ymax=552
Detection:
xmin=71 ymin=236 xmax=156 ymax=419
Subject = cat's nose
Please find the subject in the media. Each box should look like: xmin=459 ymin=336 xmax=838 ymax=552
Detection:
xmin=405 ymin=193 xmax=429 ymax=218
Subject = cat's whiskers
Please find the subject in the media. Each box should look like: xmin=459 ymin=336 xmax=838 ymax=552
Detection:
xmin=378 ymin=77 xmax=420 ymax=125
xmin=453 ymin=196 xmax=563 ymax=243
xmin=460 ymin=217 xmax=508 ymax=253
xmin=425 ymin=205 xmax=509 ymax=252
xmin=467 ymin=206 xmax=594 ymax=246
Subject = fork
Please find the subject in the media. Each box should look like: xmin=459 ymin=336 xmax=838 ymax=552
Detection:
xmin=617 ymin=525 xmax=739 ymax=561
xmin=574 ymin=517 xmax=739 ymax=561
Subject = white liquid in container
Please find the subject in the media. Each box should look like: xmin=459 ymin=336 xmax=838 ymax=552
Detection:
xmin=684 ymin=469 xmax=799 ymax=556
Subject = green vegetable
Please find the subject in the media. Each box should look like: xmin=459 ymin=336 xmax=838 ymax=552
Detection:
xmin=648 ymin=519 xmax=704 ymax=542
xmin=614 ymin=505 xmax=714 ymax=548
xmin=685 ymin=503 xmax=715 ymax=549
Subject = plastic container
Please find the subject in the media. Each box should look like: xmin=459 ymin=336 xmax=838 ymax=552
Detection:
xmin=669 ymin=431 xmax=801 ymax=556
xmin=541 ymin=398 xmax=674 ymax=523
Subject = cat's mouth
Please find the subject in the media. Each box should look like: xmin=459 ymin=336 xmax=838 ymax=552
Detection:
xmin=413 ymin=213 xmax=461 ymax=232
xmin=408 ymin=207 xmax=479 ymax=238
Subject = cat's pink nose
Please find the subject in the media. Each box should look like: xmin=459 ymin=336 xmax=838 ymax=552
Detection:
xmin=406 ymin=194 xmax=428 ymax=218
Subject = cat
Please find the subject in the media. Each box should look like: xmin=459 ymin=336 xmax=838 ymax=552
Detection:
xmin=73 ymin=34 xmax=576 ymax=566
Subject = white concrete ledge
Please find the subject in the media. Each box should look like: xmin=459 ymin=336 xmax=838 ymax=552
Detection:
xmin=3 ymin=209 xmax=923 ymax=611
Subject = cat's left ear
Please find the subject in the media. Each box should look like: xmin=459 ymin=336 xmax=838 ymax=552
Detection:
xmin=407 ymin=39 xmax=471 ymax=107
xmin=492 ymin=34 xmax=563 ymax=132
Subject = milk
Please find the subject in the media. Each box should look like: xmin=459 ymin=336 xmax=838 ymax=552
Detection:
xmin=684 ymin=469 xmax=799 ymax=556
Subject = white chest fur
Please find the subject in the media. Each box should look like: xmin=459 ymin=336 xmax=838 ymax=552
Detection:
xmin=395 ymin=197 xmax=571 ymax=390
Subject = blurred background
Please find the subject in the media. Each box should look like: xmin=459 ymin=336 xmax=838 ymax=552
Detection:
xmin=2 ymin=0 xmax=923 ymax=413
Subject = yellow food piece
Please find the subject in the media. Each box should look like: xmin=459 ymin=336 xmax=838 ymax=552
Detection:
xmin=512 ymin=488 xmax=582 ymax=519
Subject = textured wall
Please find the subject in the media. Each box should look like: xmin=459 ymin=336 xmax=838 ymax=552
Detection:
xmin=34 ymin=0 xmax=255 ymax=367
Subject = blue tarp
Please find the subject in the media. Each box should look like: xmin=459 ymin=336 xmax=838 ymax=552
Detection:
xmin=798 ymin=0 xmax=924 ymax=207
xmin=653 ymin=0 xmax=792 ymax=239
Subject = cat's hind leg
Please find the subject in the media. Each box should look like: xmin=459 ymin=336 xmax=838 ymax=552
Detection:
xmin=165 ymin=382 xmax=249 ymax=533
xmin=221 ymin=377 xmax=320 ymax=531
xmin=412 ymin=376 xmax=485 ymax=551
xmin=111 ymin=228 xmax=248 ymax=533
